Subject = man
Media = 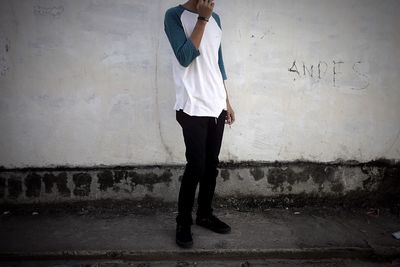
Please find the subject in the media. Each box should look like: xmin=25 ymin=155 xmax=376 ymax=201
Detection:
xmin=164 ymin=0 xmax=235 ymax=248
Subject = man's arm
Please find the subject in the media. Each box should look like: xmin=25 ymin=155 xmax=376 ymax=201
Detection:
xmin=213 ymin=12 xmax=234 ymax=125
xmin=164 ymin=8 xmax=200 ymax=67
xmin=164 ymin=1 xmax=214 ymax=67
xmin=224 ymin=81 xmax=235 ymax=125
xmin=219 ymin=44 xmax=234 ymax=125
xmin=189 ymin=0 xmax=214 ymax=49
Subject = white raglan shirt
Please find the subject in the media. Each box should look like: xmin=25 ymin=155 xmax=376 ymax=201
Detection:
xmin=164 ymin=5 xmax=227 ymax=118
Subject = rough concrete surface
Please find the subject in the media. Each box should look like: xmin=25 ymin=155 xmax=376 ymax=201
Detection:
xmin=0 ymin=204 xmax=399 ymax=265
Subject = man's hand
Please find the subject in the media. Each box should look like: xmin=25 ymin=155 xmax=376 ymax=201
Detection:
xmin=196 ymin=0 xmax=214 ymax=19
xmin=190 ymin=0 xmax=214 ymax=49
xmin=226 ymin=100 xmax=235 ymax=126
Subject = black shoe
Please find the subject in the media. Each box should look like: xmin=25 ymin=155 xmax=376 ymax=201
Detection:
xmin=176 ymin=224 xmax=193 ymax=248
xmin=196 ymin=214 xmax=231 ymax=234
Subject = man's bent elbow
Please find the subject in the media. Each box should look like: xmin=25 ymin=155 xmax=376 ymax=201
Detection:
xmin=174 ymin=41 xmax=200 ymax=67
xmin=178 ymin=59 xmax=191 ymax=67
xmin=177 ymin=55 xmax=195 ymax=68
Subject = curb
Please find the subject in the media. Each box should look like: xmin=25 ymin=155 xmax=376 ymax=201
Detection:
xmin=1 ymin=247 xmax=397 ymax=262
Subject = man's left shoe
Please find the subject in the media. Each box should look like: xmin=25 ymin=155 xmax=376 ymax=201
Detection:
xmin=196 ymin=214 xmax=231 ymax=234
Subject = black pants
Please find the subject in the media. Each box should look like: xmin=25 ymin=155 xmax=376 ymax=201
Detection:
xmin=176 ymin=109 xmax=227 ymax=226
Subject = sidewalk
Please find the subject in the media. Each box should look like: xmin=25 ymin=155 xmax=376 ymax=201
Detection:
xmin=0 ymin=202 xmax=399 ymax=264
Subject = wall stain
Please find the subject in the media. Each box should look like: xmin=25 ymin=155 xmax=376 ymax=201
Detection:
xmin=250 ymin=168 xmax=264 ymax=181
xmin=220 ymin=169 xmax=230 ymax=182
xmin=362 ymin=176 xmax=376 ymax=191
xmin=97 ymin=170 xmax=113 ymax=191
xmin=7 ymin=175 xmax=22 ymax=199
xmin=43 ymin=172 xmax=70 ymax=197
xmin=0 ymin=176 xmax=5 ymax=198
xmin=330 ymin=182 xmax=344 ymax=193
xmin=72 ymin=173 xmax=92 ymax=197
xmin=267 ymin=168 xmax=288 ymax=192
xmin=113 ymin=170 xmax=126 ymax=184
xmin=309 ymin=166 xmax=336 ymax=185
xmin=98 ymin=170 xmax=126 ymax=192
xmin=267 ymin=165 xmax=337 ymax=193
xmin=128 ymin=170 xmax=172 ymax=192
xmin=376 ymin=167 xmax=400 ymax=201
xmin=25 ymin=173 xmax=42 ymax=198
xmin=360 ymin=166 xmax=383 ymax=191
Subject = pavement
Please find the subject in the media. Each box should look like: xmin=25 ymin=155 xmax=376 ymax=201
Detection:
xmin=0 ymin=202 xmax=399 ymax=266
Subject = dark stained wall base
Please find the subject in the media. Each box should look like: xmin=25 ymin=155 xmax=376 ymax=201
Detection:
xmin=0 ymin=160 xmax=399 ymax=205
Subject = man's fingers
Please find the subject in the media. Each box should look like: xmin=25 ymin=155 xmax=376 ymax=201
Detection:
xmin=230 ymin=112 xmax=235 ymax=124
xmin=197 ymin=0 xmax=204 ymax=9
xmin=197 ymin=0 xmax=213 ymax=17
xmin=200 ymin=0 xmax=213 ymax=10
xmin=226 ymin=112 xmax=234 ymax=125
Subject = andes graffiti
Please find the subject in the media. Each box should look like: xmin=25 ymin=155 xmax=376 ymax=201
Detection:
xmin=289 ymin=60 xmax=369 ymax=90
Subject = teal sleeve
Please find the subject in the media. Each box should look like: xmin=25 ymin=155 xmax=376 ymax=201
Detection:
xmin=212 ymin=12 xmax=228 ymax=80
xmin=218 ymin=45 xmax=227 ymax=80
xmin=164 ymin=8 xmax=200 ymax=67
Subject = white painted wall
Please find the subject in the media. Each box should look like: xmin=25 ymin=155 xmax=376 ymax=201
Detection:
xmin=0 ymin=0 xmax=399 ymax=168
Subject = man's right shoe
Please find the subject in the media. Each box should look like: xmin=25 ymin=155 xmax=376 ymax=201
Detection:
xmin=196 ymin=214 xmax=231 ymax=234
xmin=176 ymin=224 xmax=193 ymax=248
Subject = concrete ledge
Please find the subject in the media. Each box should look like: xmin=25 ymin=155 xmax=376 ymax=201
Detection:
xmin=0 ymin=160 xmax=399 ymax=204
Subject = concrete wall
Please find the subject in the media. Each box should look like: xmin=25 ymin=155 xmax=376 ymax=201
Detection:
xmin=1 ymin=0 xmax=399 ymax=169
xmin=1 ymin=0 xmax=400 ymax=204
